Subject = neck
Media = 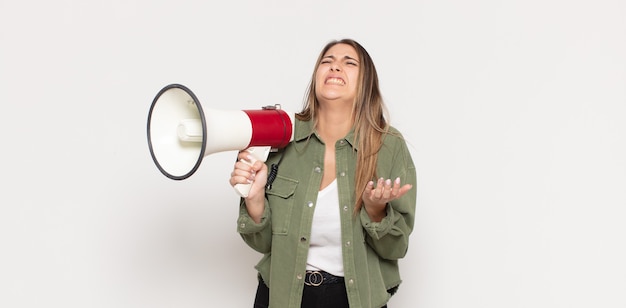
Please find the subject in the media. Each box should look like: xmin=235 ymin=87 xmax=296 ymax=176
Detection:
xmin=316 ymin=104 xmax=353 ymax=142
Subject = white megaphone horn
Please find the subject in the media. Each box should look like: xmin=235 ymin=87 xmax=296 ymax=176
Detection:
xmin=147 ymin=84 xmax=294 ymax=197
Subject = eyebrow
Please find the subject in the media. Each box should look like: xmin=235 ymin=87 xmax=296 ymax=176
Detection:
xmin=323 ymin=55 xmax=360 ymax=63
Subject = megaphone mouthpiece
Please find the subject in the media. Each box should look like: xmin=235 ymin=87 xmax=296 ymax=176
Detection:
xmin=177 ymin=119 xmax=203 ymax=142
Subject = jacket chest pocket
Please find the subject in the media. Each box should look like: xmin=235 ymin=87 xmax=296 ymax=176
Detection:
xmin=265 ymin=175 xmax=298 ymax=235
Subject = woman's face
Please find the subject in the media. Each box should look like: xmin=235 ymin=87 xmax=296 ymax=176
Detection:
xmin=315 ymin=43 xmax=360 ymax=106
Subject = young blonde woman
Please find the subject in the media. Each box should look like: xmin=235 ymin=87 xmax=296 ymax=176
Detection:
xmin=230 ymin=38 xmax=416 ymax=308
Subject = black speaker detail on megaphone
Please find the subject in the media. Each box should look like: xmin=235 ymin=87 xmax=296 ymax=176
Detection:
xmin=147 ymin=83 xmax=294 ymax=197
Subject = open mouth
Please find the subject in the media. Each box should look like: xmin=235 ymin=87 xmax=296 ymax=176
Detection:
xmin=325 ymin=77 xmax=345 ymax=85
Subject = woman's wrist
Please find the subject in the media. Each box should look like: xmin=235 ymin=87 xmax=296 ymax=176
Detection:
xmin=364 ymin=203 xmax=387 ymax=222
xmin=245 ymin=197 xmax=265 ymax=223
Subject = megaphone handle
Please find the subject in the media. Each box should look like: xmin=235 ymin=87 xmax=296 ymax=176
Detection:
xmin=233 ymin=146 xmax=271 ymax=198
xmin=234 ymin=183 xmax=252 ymax=198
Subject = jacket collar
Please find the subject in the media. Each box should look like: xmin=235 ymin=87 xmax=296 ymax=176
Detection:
xmin=294 ymin=118 xmax=357 ymax=149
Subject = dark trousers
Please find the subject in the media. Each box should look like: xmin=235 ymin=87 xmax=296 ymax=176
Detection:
xmin=253 ymin=278 xmax=388 ymax=308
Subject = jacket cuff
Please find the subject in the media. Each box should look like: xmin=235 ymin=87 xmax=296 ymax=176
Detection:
xmin=237 ymin=199 xmax=270 ymax=233
xmin=360 ymin=204 xmax=394 ymax=240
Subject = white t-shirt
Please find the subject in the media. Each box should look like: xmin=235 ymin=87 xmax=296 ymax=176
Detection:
xmin=305 ymin=179 xmax=344 ymax=276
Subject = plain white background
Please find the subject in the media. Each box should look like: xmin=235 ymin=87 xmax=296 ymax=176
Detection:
xmin=1 ymin=0 xmax=625 ymax=307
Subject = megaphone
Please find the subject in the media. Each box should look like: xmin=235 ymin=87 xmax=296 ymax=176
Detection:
xmin=147 ymin=83 xmax=294 ymax=197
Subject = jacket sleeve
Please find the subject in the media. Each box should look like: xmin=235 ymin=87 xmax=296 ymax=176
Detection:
xmin=237 ymin=198 xmax=273 ymax=254
xmin=360 ymin=134 xmax=417 ymax=260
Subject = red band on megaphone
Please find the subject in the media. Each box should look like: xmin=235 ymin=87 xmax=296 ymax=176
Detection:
xmin=243 ymin=109 xmax=293 ymax=148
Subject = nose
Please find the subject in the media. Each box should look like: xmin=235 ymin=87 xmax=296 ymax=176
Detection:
xmin=330 ymin=63 xmax=341 ymax=72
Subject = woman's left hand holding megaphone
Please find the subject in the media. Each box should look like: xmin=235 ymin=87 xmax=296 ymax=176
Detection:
xmin=230 ymin=150 xmax=268 ymax=223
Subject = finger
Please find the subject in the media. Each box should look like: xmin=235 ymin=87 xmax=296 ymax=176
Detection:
xmin=239 ymin=158 xmax=253 ymax=168
xmin=230 ymin=174 xmax=248 ymax=186
xmin=362 ymin=180 xmax=374 ymax=200
xmin=392 ymin=184 xmax=414 ymax=200
xmin=230 ymin=170 xmax=255 ymax=185
xmin=251 ymin=159 xmax=266 ymax=172
xmin=233 ymin=165 xmax=256 ymax=184
xmin=374 ymin=178 xmax=384 ymax=199
xmin=381 ymin=178 xmax=392 ymax=199
xmin=237 ymin=150 xmax=250 ymax=161
xmin=398 ymin=183 xmax=413 ymax=195
xmin=233 ymin=161 xmax=256 ymax=178
xmin=390 ymin=177 xmax=401 ymax=198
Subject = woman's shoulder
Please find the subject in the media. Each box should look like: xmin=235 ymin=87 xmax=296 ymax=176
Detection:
xmin=383 ymin=125 xmax=407 ymax=142
xmin=379 ymin=125 xmax=415 ymax=167
xmin=386 ymin=125 xmax=403 ymax=134
xmin=382 ymin=125 xmax=415 ymax=154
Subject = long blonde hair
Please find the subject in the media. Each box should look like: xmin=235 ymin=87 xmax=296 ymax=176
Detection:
xmin=296 ymin=39 xmax=389 ymax=214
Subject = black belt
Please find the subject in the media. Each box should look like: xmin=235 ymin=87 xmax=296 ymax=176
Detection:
xmin=304 ymin=270 xmax=344 ymax=287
